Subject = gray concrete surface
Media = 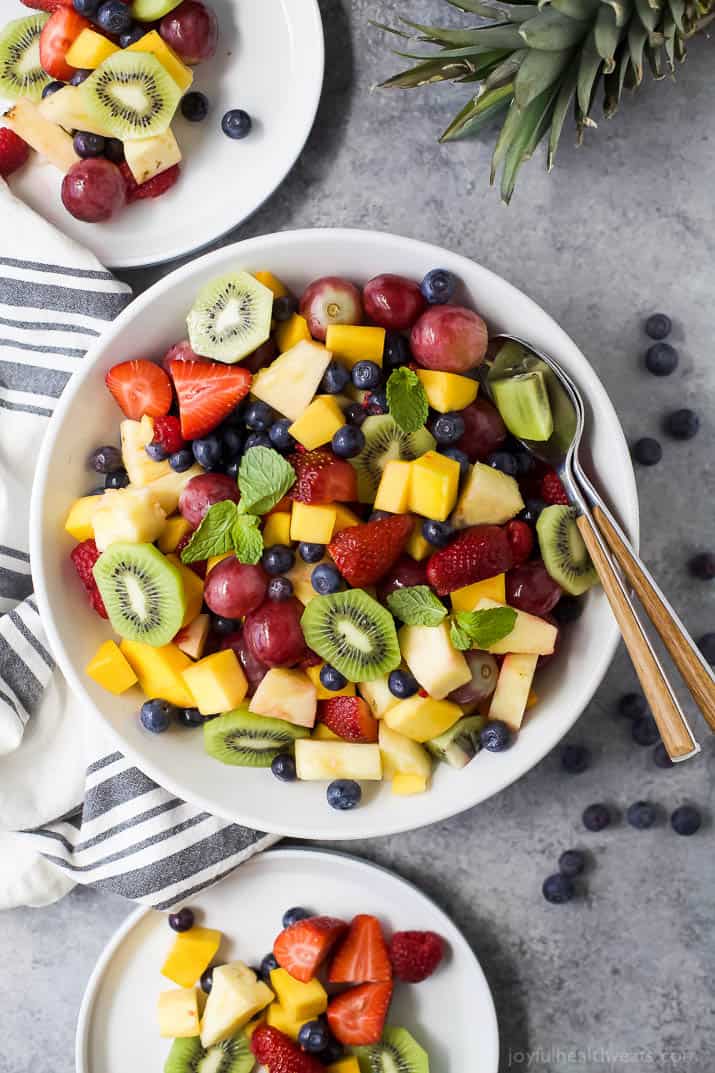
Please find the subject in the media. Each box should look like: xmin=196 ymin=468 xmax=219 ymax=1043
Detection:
xmin=3 ymin=3 xmax=714 ymax=1071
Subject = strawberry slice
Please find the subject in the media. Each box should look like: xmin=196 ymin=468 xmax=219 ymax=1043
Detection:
xmin=540 ymin=468 xmax=569 ymax=505
xmin=169 ymin=359 xmax=252 ymax=440
xmin=105 ymin=359 xmax=172 ymax=421
xmin=273 ymin=915 xmax=348 ymax=983
xmin=329 ymin=515 xmax=413 ymax=588
xmin=326 ymin=982 xmax=393 ymax=1046
xmin=426 ymin=524 xmax=513 ymax=595
xmin=250 ymin=1026 xmax=324 ymax=1073
xmin=319 ymin=697 xmax=379 ymax=743
xmin=289 ymin=449 xmax=358 ymax=504
xmin=328 ymin=914 xmax=392 ymax=984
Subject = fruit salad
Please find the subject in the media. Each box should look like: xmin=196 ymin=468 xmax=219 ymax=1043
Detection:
xmin=158 ymin=902 xmax=443 ymax=1072
xmin=65 ymin=266 xmax=599 ymax=810
xmin=0 ymin=0 xmax=248 ymax=221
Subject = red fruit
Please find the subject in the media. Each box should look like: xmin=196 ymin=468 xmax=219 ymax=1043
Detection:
xmin=411 ymin=305 xmax=488 ymax=374
xmin=170 ymin=359 xmax=252 ymax=440
xmin=242 ymin=337 xmax=277 ymax=375
xmin=70 ymin=539 xmax=108 ymax=618
xmin=299 ymin=277 xmax=363 ymax=342
xmin=506 ymin=561 xmax=562 ymax=617
xmin=505 ymin=519 xmax=534 ymax=566
xmin=219 ymin=631 xmax=268 ymax=693
xmin=0 ymin=129 xmax=29 ymax=179
xmin=376 ymin=554 xmax=427 ymax=602
xmin=540 ymin=469 xmax=569 ymax=505
xmin=179 ymin=473 xmax=239 ymax=527
xmin=329 ymin=515 xmax=414 ymax=588
xmin=250 ymin=1026 xmax=323 ymax=1073
xmin=62 ymin=158 xmax=126 ymax=222
xmin=161 ymin=340 xmax=209 ymax=371
xmin=151 ymin=415 xmax=184 ymax=455
xmin=362 ymin=274 xmax=426 ymax=332
xmin=456 ymin=397 xmax=506 ymax=462
xmin=273 ymin=916 xmax=348 ymax=983
xmin=300 ymin=648 xmax=322 ymax=669
xmin=121 ymin=161 xmax=180 ymax=203
xmin=289 ymin=449 xmax=357 ymax=505
xmin=426 ymin=525 xmax=513 ymax=595
xmin=243 ymin=598 xmax=306 ymax=667
xmin=21 ymin=0 xmax=72 ymax=11
xmin=160 ymin=0 xmax=218 ymax=63
xmin=39 ymin=8 xmax=90 ymax=80
xmin=389 ymin=930 xmax=444 ymax=983
xmin=328 ymin=914 xmax=392 ymax=984
xmin=204 ymin=557 xmax=269 ymax=619
xmin=319 ymin=696 xmax=378 ymax=743
xmin=326 ymin=982 xmax=393 ymax=1046
xmin=105 ymin=359 xmax=172 ymax=420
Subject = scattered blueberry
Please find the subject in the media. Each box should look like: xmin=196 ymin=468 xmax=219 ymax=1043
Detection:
xmin=224 ymin=459 xmax=240 ymax=479
xmin=105 ymin=468 xmax=129 ymax=489
xmin=327 ymin=779 xmax=362 ymax=810
xmin=439 ymin=446 xmax=469 ymax=478
xmin=689 ymin=552 xmax=715 ymax=580
xmin=320 ymin=664 xmax=348 ymax=691
xmin=282 ymin=906 xmax=310 ymax=928
xmin=421 ymin=268 xmax=456 ymax=305
xmin=632 ymin=714 xmax=660 ymax=746
xmin=618 ymin=692 xmax=647 ymax=719
xmin=553 ymin=596 xmax=583 ymax=625
xmin=262 ymin=545 xmax=295 ymax=576
xmin=178 ymin=707 xmax=205 ymax=728
xmin=180 ymin=91 xmax=209 ymax=122
xmin=321 ymin=361 xmax=350 ymax=394
xmin=318 ymin=1038 xmax=344 ymax=1064
xmin=558 ymin=849 xmax=585 ymax=877
xmin=244 ymin=433 xmax=272 ymax=451
xmin=560 ymin=744 xmax=590 ymax=774
xmin=352 ymin=360 xmax=382 ymax=390
xmin=312 ymin=563 xmax=342 ymax=595
xmin=272 ymin=295 xmax=297 ymax=322
xmin=213 ymin=616 xmax=239 ymax=635
xmin=222 ymin=108 xmax=252 ymax=139
xmin=626 ymin=800 xmax=657 ymax=829
xmin=422 ymin=519 xmax=453 ymax=547
xmin=670 ymin=804 xmax=702 ymax=836
xmin=383 ymin=331 xmax=410 ymax=371
xmin=582 ymin=803 xmax=611 ymax=832
xmin=519 ymin=498 xmax=545 ymax=525
xmin=69 ymin=69 xmax=92 ymax=86
xmin=222 ymin=427 xmax=243 ymax=458
xmin=268 ymin=577 xmax=293 ymax=601
xmin=271 ymin=754 xmax=297 ymax=782
xmin=698 ymin=632 xmax=715 ymax=665
xmin=298 ymin=1020 xmax=329 ymax=1054
xmin=542 ymin=873 xmax=575 ymax=904
xmin=332 ymin=425 xmax=365 ymax=459
xmin=632 ymin=437 xmax=662 ymax=466
xmin=431 ymin=412 xmax=465 ymax=445
xmin=73 ymin=130 xmax=105 ymax=159
xmin=73 ymin=0 xmax=98 ymax=14
xmin=653 ymin=743 xmax=674 ymax=769
xmin=388 ymin=669 xmax=418 ymax=698
xmin=96 ymin=0 xmax=132 ymax=33
xmin=645 ymin=313 xmax=672 ymax=340
xmin=513 ymin=448 xmax=535 ymax=476
xmin=645 ymin=342 xmax=678 ymax=376
xmin=488 ymin=450 xmax=519 ymax=476
xmin=88 ymin=444 xmax=123 ymax=473
xmin=480 ymin=720 xmax=512 ymax=752
xmin=299 ymin=542 xmax=326 ymax=564
xmin=42 ymin=80 xmax=65 ymax=98
xmin=200 ymin=967 xmax=214 ymax=993
xmin=140 ymin=698 xmax=176 ymax=733
xmin=345 ymin=402 xmax=366 ymax=427
xmin=665 ymin=408 xmax=699 ymax=440
xmin=145 ymin=441 xmax=168 ymax=461
xmin=169 ymin=448 xmax=195 ymax=473
xmin=269 ymin=419 xmax=295 ymax=453
xmin=244 ymin=401 xmax=273 ymax=432
xmin=259 ymin=952 xmax=279 ymax=979
xmin=169 ymin=907 xmax=195 ymax=932
xmin=192 ymin=435 xmax=222 ymax=469
xmin=104 ymin=137 xmax=124 ymax=164
xmin=365 ymin=388 xmax=388 ymax=415
xmin=118 ymin=24 xmax=146 ymax=47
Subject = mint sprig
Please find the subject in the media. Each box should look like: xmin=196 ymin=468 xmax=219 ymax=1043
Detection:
xmin=386 ymin=367 xmax=428 ymax=434
xmin=450 ymin=607 xmax=517 ymax=651
xmin=386 ymin=585 xmax=448 ymax=627
xmin=238 ymin=446 xmax=295 ymax=516
xmin=180 ymin=501 xmax=264 ymax=566
xmin=231 ymin=514 xmax=263 ymax=566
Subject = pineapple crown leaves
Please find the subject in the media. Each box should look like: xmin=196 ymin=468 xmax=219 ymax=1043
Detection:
xmin=375 ymin=0 xmax=713 ymax=201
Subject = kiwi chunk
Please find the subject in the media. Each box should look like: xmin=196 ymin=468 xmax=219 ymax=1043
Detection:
xmin=491 ymin=370 xmax=553 ymax=442
xmin=427 ymin=714 xmax=486 ymax=769
xmin=350 ymin=415 xmax=435 ymax=503
xmin=187 ymin=272 xmax=273 ymax=363
xmin=132 ymin=0 xmax=183 ymax=22
xmin=82 ymin=51 xmax=181 ymax=141
xmin=353 ymin=1026 xmax=430 ymax=1073
xmin=164 ymin=1031 xmax=254 ymax=1073
xmin=93 ymin=542 xmax=186 ymax=646
xmin=0 ymin=14 xmax=50 ymax=102
xmin=301 ymin=589 xmax=401 ymax=683
xmin=204 ymin=708 xmax=309 ymax=767
xmin=536 ymin=505 xmax=598 ymax=596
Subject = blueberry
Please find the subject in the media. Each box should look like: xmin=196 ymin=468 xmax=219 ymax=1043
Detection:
xmin=73 ymin=0 xmax=98 ymax=14
xmin=140 ymin=698 xmax=177 ymax=733
xmin=118 ymin=24 xmax=146 ymax=47
xmin=345 ymin=402 xmax=366 ymax=427
xmin=553 ymin=597 xmax=583 ymax=625
xmin=168 ymin=907 xmax=194 ymax=932
xmin=422 ymin=519 xmax=453 ymax=547
xmin=645 ymin=342 xmax=678 ymax=376
xmin=332 ymin=425 xmax=365 ymax=459
xmin=632 ymin=714 xmax=660 ymax=746
xmin=213 ymin=616 xmax=239 ymax=635
xmin=321 ymin=361 xmax=350 ymax=394
xmin=431 ymin=412 xmax=465 ymax=445
xmin=312 ymin=563 xmax=342 ymax=594
xmin=222 ymin=459 xmax=239 ymax=478
xmin=439 ymin=446 xmax=469 ymax=478
xmin=145 ymin=441 xmax=168 ymax=461
xmin=383 ymin=331 xmax=410 ymax=371
xmin=480 ymin=720 xmax=512 ymax=752
xmin=699 ymin=633 xmax=715 ymax=665
xmin=632 ymin=437 xmax=662 ymax=466
xmin=282 ymin=906 xmax=310 ymax=928
xmin=262 ymin=545 xmax=295 ymax=575
xmin=320 ymin=664 xmax=348 ymax=691
xmin=272 ymin=295 xmax=297 ymax=322
xmin=269 ymin=419 xmax=295 ymax=453
xmin=519 ymin=498 xmax=545 ymax=525
xmin=618 ymin=692 xmax=647 ymax=719
xmin=178 ymin=707 xmax=204 ymax=728
xmin=244 ymin=401 xmax=273 ymax=432
xmin=670 ymin=804 xmax=702 ymax=836
xmin=105 ymin=468 xmax=129 ymax=489
xmin=180 ymin=91 xmax=209 ymax=122
xmin=41 ymin=80 xmax=65 ymax=98
xmin=689 ymin=552 xmax=715 ymax=580
xmin=104 ymin=137 xmax=124 ymax=164
xmin=69 ymin=69 xmax=91 ymax=86
xmin=319 ymin=1038 xmax=344 ymax=1064
xmin=298 ymin=1020 xmax=329 ymax=1054
xmin=488 ymin=451 xmax=519 ymax=476
xmin=513 ymin=449 xmax=535 ymax=476
xmin=421 ymin=268 xmax=456 ymax=305
xmin=388 ymin=669 xmax=418 ymax=699
xmin=200 ymin=967 xmax=214 ymax=993
xmin=271 ymin=754 xmax=296 ymax=782
xmin=222 ymin=108 xmax=252 ymax=139
xmin=327 ymin=779 xmax=361 ymax=811
xmin=96 ymin=0 xmax=132 ymax=33
xmin=169 ymin=448 xmax=195 ymax=473
xmin=560 ymin=744 xmax=590 ymax=774
xmin=351 ymin=361 xmax=382 ymax=390
xmin=627 ymin=800 xmax=657 ymax=829
xmin=542 ymin=873 xmax=575 ymax=904
xmin=666 ymin=408 xmax=699 ymax=441
xmin=88 ymin=445 xmax=123 ymax=473
xmin=558 ymin=849 xmax=585 ymax=877
xmin=369 ymin=510 xmax=392 ymax=522
xmin=268 ymin=577 xmax=293 ymax=601
xmin=582 ymin=803 xmax=611 ymax=832
xmin=244 ymin=432 xmax=272 ymax=451
xmin=73 ymin=130 xmax=105 ymax=158
xmin=299 ymin=542 xmax=325 ymax=564
xmin=653 ymin=742 xmax=674 ymax=769
xmin=645 ymin=313 xmax=672 ymax=340
xmin=365 ymin=388 xmax=388 ymax=415
xmin=221 ymin=426 xmax=243 ymax=458
xmin=192 ymin=435 xmax=222 ymax=469
xmin=259 ymin=952 xmax=279 ymax=979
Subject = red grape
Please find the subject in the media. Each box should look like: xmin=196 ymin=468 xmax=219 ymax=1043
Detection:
xmin=243 ymin=598 xmax=306 ymax=667
xmin=219 ymin=631 xmax=268 ymax=693
xmin=61 ymin=159 xmax=125 ymax=222
xmin=161 ymin=340 xmax=209 ymax=371
xmin=179 ymin=473 xmax=239 ymax=527
xmin=456 ymin=398 xmax=506 ymax=462
xmin=159 ymin=0 xmax=218 ymax=63
xmin=204 ymin=557 xmax=269 ymax=618
xmin=506 ymin=561 xmax=563 ymax=616
xmin=377 ymin=555 xmax=428 ymax=602
xmin=242 ymin=338 xmax=278 ymax=374
xmin=299 ymin=277 xmax=363 ymax=341
xmin=411 ymin=305 xmax=488 ymax=373
xmin=362 ymin=274 xmax=426 ymax=331
xmin=448 ymin=650 xmax=498 ymax=708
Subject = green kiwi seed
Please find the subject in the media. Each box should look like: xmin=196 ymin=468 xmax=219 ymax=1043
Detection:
xmin=427 ymin=714 xmax=486 ymax=769
xmin=92 ymin=542 xmax=186 ymax=647
xmin=300 ymin=588 xmax=401 ymax=683
xmin=0 ymin=14 xmax=50 ymax=102
xmin=354 ymin=1026 xmax=430 ymax=1073
xmin=164 ymin=1030 xmax=254 ymax=1073
xmin=203 ymin=709 xmax=309 ymax=767
xmin=186 ymin=271 xmax=274 ymax=363
xmin=536 ymin=505 xmax=599 ymax=596
xmin=81 ymin=51 xmax=181 ymax=142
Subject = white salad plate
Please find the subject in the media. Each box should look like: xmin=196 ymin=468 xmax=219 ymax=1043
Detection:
xmin=1 ymin=0 xmax=324 ymax=267
xmin=74 ymin=847 xmax=500 ymax=1073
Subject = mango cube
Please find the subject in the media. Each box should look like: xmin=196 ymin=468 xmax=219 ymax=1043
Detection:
xmin=327 ymin=1060 xmax=361 ymax=1073
xmin=269 ymin=967 xmax=328 ymax=1021
xmin=416 ymin=369 xmax=478 ymax=413
xmin=250 ymin=668 xmax=317 ymax=728
xmin=127 ymin=30 xmax=193 ymax=90
xmin=263 ymin=511 xmax=292 ymax=548
xmin=450 ymin=574 xmax=506 ymax=611
xmin=207 ymin=552 xmax=233 ymax=575
xmin=384 ymin=695 xmax=462 ymax=743
xmin=290 ymin=501 xmax=337 ymax=544
xmin=325 ymin=325 xmax=386 ymax=369
xmin=85 ymin=640 xmax=138 ymax=695
xmin=65 ymin=27 xmax=118 ymax=68
xmin=392 ymin=773 xmax=428 ymax=795
xmin=201 ymin=962 xmax=274 ymax=1047
xmin=65 ymin=495 xmax=104 ymax=541
xmin=399 ymin=620 xmax=471 ymax=699
xmin=276 ymin=313 xmax=311 ymax=353
xmin=157 ymin=988 xmax=202 ymax=1038
xmin=332 ymin=504 xmax=361 ymax=534
xmin=405 ymin=521 xmax=432 ymax=562
xmin=158 ymin=515 xmax=193 ymax=554
xmin=408 ymin=451 xmax=460 ymax=522
xmin=379 ymin=722 xmax=432 ymax=778
xmin=306 ymin=663 xmax=355 ymax=700
xmin=374 ymin=460 xmax=412 ymax=514
xmin=119 ymin=640 xmax=195 ymax=708
xmin=289 ymin=396 xmax=345 ymax=450
xmin=162 ymin=926 xmax=222 ymax=988
xmin=488 ymin=652 xmax=539 ymax=730
xmin=254 ymin=270 xmax=288 ymax=298
xmin=266 ymin=1003 xmax=304 ymax=1040
xmin=167 ymin=554 xmax=205 ymax=628
xmin=312 ymin=723 xmax=340 ymax=740
xmin=182 ymin=650 xmax=248 ymax=716
xmin=295 ymin=740 xmax=382 ymax=780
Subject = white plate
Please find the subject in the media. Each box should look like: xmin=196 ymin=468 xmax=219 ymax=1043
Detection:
xmin=1 ymin=0 xmax=324 ymax=268
xmin=75 ymin=847 xmax=500 ymax=1073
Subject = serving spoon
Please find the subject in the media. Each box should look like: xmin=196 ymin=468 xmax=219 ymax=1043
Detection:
xmin=482 ymin=335 xmax=713 ymax=761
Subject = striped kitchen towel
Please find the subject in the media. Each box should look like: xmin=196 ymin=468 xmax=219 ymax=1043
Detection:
xmin=0 ymin=178 xmax=276 ymax=910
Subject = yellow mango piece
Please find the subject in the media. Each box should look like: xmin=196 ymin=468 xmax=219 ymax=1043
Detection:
xmin=306 ymin=663 xmax=355 ymax=700
xmin=408 ymin=451 xmax=460 ymax=522
xmin=263 ymin=512 xmax=292 ymax=548
xmin=254 ymin=271 xmax=288 ymax=298
xmin=276 ymin=313 xmax=311 ymax=353
xmin=379 ymin=721 xmax=431 ymax=777
xmin=158 ymin=515 xmax=193 ymax=554
xmin=269 ymin=967 xmax=328 ymax=1022
xmin=527 ymin=688 xmax=539 ymax=710
xmin=85 ymin=640 xmax=138 ymax=695
xmin=65 ymin=27 xmax=118 ymax=68
xmin=289 ymin=396 xmax=345 ymax=450
xmin=290 ymin=501 xmax=337 ymax=544
xmin=182 ymin=650 xmax=248 ymax=716
xmin=450 ymin=574 xmax=506 ymax=611
xmin=207 ymin=552 xmax=233 ymax=575
xmin=65 ymin=495 xmax=104 ymax=541
xmin=127 ymin=30 xmax=193 ymax=90
xmin=167 ymin=554 xmax=205 ymax=629
xmin=243 ymin=1016 xmax=266 ymax=1040
xmin=325 ymin=325 xmax=386 ymax=369
xmin=327 ymin=1060 xmax=361 ymax=1073
xmin=392 ymin=773 xmax=428 ymax=795
xmin=266 ymin=1003 xmax=304 ymax=1041
xmin=162 ymin=927 xmax=222 ymax=988
xmin=332 ymin=504 xmax=360 ymax=534
xmin=406 ymin=521 xmax=431 ymax=561
xmin=416 ymin=369 xmax=478 ymax=413
xmin=384 ymin=695 xmax=462 ymax=743
xmin=312 ymin=723 xmax=340 ymax=740
xmin=119 ymin=640 xmax=195 ymax=708
xmin=374 ymin=459 xmax=412 ymax=514
xmin=157 ymin=988 xmax=201 ymax=1038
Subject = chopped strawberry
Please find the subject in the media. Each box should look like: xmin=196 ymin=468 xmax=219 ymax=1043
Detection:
xmin=120 ymin=162 xmax=180 ymax=203
xmin=151 ymin=415 xmax=184 ymax=455
xmin=250 ymin=1026 xmax=323 ymax=1073
xmin=39 ymin=8 xmax=90 ymax=81
xmin=319 ymin=697 xmax=378 ymax=744
xmin=105 ymin=359 xmax=173 ymax=421
xmin=0 ymin=129 xmax=29 ymax=179
xmin=326 ymin=982 xmax=393 ymax=1046
xmin=505 ymin=519 xmax=534 ymax=565
xmin=289 ymin=449 xmax=358 ymax=505
xmin=329 ymin=515 xmax=413 ymax=588
xmin=21 ymin=0 xmax=72 ymax=10
xmin=160 ymin=340 xmax=209 ymax=372
xmin=70 ymin=539 xmax=107 ymax=619
xmin=273 ymin=915 xmax=348 ymax=983
xmin=540 ymin=469 xmax=569 ymax=505
xmin=169 ymin=359 xmax=252 ymax=440
xmin=329 ymin=914 xmax=392 ymax=984
xmin=426 ymin=524 xmax=513 ymax=595
xmin=389 ymin=930 xmax=444 ymax=983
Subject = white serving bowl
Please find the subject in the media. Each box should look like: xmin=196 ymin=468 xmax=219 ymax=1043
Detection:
xmin=31 ymin=229 xmax=638 ymax=839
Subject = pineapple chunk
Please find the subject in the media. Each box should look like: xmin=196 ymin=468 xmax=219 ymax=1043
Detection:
xmin=332 ymin=504 xmax=361 ymax=534
xmin=392 ymin=773 xmax=428 ymax=795
xmin=408 ymin=451 xmax=460 ymax=522
xmin=358 ymin=675 xmax=398 ymax=718
xmin=472 ymin=597 xmax=557 ymax=655
xmin=306 ymin=663 xmax=355 ymax=700
xmin=162 ymin=926 xmax=222 ymax=988
xmin=325 ymin=325 xmax=386 ymax=369
xmin=166 ymin=554 xmax=204 ymax=627
xmin=121 ymin=416 xmax=170 ymax=486
xmin=405 ymin=522 xmax=431 ymax=562
xmin=374 ymin=460 xmax=412 ymax=514
xmin=145 ymin=464 xmax=204 ymax=514
xmin=450 ymin=574 xmax=506 ymax=611
xmin=268 ymin=968 xmax=328 ymax=1021
xmin=262 ymin=511 xmax=292 ymax=547
xmin=451 ymin=462 xmax=524 ymax=529
xmin=158 ymin=514 xmax=193 ymax=554
xmin=120 ymin=640 xmax=195 ymax=708
xmin=275 ymin=313 xmax=311 ymax=353
xmin=127 ymin=30 xmax=193 ymax=91
xmin=4 ymin=98 xmax=78 ymax=171
xmin=379 ymin=722 xmax=432 ymax=778
xmin=399 ymin=620 xmax=471 ymax=699
xmin=85 ymin=639 xmax=138 ymax=695
xmin=65 ymin=27 xmax=118 ymax=68
xmin=384 ymin=696 xmax=462 ymax=743
xmin=157 ymin=988 xmax=202 ymax=1038
xmin=91 ymin=487 xmax=166 ymax=552
xmin=254 ymin=271 xmax=288 ymax=298
xmin=201 ymin=962 xmax=274 ymax=1047
xmin=488 ymin=652 xmax=539 ymax=730
xmin=266 ymin=1003 xmax=304 ymax=1040
xmin=290 ymin=501 xmax=337 ymax=544
xmin=415 ymin=369 xmax=478 ymax=413
xmin=38 ymin=85 xmax=113 ymax=137
xmin=286 ymin=555 xmax=329 ymax=606
xmin=289 ymin=396 xmax=345 ymax=450
xmin=251 ymin=340 xmax=332 ymax=421
xmin=174 ymin=613 xmax=210 ymax=660
xmin=295 ymin=740 xmax=382 ymax=780
xmin=182 ymin=651 xmax=248 ymax=716
xmin=123 ymin=128 xmax=182 ymax=185
xmin=65 ymin=494 xmax=105 ymax=541
xmin=249 ymin=668 xmax=317 ymax=728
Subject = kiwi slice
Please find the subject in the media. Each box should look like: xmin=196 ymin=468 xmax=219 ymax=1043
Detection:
xmin=93 ymin=543 xmax=186 ymax=647
xmin=353 ymin=1026 xmax=430 ymax=1073
xmin=81 ymin=51 xmax=181 ymax=142
xmin=301 ymin=589 xmax=401 ymax=683
xmin=491 ymin=370 xmax=553 ymax=442
xmin=204 ymin=708 xmax=309 ymax=767
xmin=187 ymin=272 xmax=273 ymax=363
xmin=0 ymin=14 xmax=50 ymax=102
xmin=350 ymin=415 xmax=435 ymax=503
xmin=164 ymin=1031 xmax=254 ymax=1073
xmin=427 ymin=714 xmax=485 ymax=769
xmin=536 ymin=505 xmax=598 ymax=596
xmin=132 ymin=0 xmax=183 ymax=22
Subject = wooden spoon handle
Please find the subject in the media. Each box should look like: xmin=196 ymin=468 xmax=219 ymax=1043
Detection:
xmin=576 ymin=514 xmax=699 ymax=760
xmin=590 ymin=504 xmax=715 ymax=732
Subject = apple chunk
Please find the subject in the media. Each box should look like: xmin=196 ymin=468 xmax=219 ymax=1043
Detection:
xmin=249 ymin=668 xmax=317 ymax=728
xmin=295 ymin=740 xmax=382 ymax=780
xmin=488 ymin=653 xmax=539 ymax=730
xmin=399 ymin=620 xmax=471 ymax=699
xmin=473 ymin=598 xmax=557 ymax=656
xmin=251 ymin=340 xmax=332 ymax=421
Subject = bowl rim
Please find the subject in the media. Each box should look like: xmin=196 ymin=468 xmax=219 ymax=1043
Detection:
xmin=30 ymin=227 xmax=640 ymax=837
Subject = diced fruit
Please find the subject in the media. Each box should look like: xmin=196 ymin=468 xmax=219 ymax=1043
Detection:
xmin=275 ymin=312 xmax=311 ymax=353
xmin=249 ymin=668 xmax=317 ymax=728
xmin=3 ymin=97 xmax=78 ymax=171
xmin=300 ymin=277 xmax=363 ymax=343
xmin=399 ymin=620 xmax=471 ymax=699
xmin=447 ymin=653 xmax=498 ymax=714
xmin=290 ymin=501 xmax=337 ymax=544
xmin=411 ymin=305 xmax=488 ymax=373
xmin=450 ymin=574 xmax=506 ymax=611
xmin=332 ymin=504 xmax=361 ymax=534
xmin=265 ymin=1003 xmax=304 ymax=1041
xmin=426 ymin=524 xmax=513 ymax=595
xmin=107 ymin=360 xmax=172 ymax=422
xmin=362 ymin=274 xmax=426 ymax=331
xmin=373 ymin=459 xmax=412 ymax=514
xmin=121 ymin=416 xmax=170 ymax=486
xmin=536 ymin=505 xmax=598 ymax=596
xmin=0 ymin=14 xmax=51 ymax=103
xmin=269 ymin=967 xmax=327 ymax=1022
xmin=162 ymin=925 xmax=222 ymax=988
xmin=149 ymin=465 xmax=207 ymax=515
xmin=312 ymin=723 xmax=340 ymax=741
xmin=119 ymin=639 xmax=195 ymax=707
xmin=85 ymin=639 xmax=138 ymax=694
xmin=251 ymin=340 xmax=332 ymax=422
xmin=456 ymin=397 xmax=507 ymax=462
xmin=301 ymin=589 xmax=401 ymax=684
xmin=471 ymin=597 xmax=557 ymax=655
xmin=64 ymin=157 xmax=124 ymax=221
xmin=39 ymin=8 xmax=90 ymax=81
xmin=159 ymin=0 xmax=219 ymax=64
xmin=540 ymin=469 xmax=569 ymax=505
xmin=81 ymin=50 xmax=180 ymax=142
xmin=324 ymin=325 xmax=385 ymax=369
xmin=173 ymin=612 xmax=209 ymax=660
xmin=65 ymin=494 xmax=105 ymax=540
xmin=388 ymin=931 xmax=444 ymax=983
xmin=38 ymin=84 xmax=113 ymax=137
xmin=329 ymin=915 xmax=392 ymax=984
xmin=392 ymin=774 xmax=428 ymax=795
xmin=319 ymin=696 xmax=378 ymax=743
xmin=492 ymin=369 xmax=554 ymax=441
xmin=64 ymin=26 xmax=117 ymax=68
xmin=250 ymin=1025 xmax=324 ymax=1073
xmin=254 ymin=270 xmax=288 ymax=298
xmin=289 ymin=396 xmax=345 ymax=450
xmin=273 ymin=915 xmax=348 ymax=983
xmin=451 ymin=461 xmax=524 ymax=528
xmin=206 ymin=552 xmax=232 ymax=575
xmin=182 ymin=650 xmax=248 ymax=716
xmin=306 ymin=663 xmax=355 ymax=700
xmin=328 ymin=515 xmax=413 ymax=588
xmin=123 ymin=160 xmax=181 ymax=202
xmin=326 ymin=981 xmax=392 ymax=1046
xmin=506 ymin=560 xmax=562 ymax=616
xmin=350 ymin=414 xmax=435 ymax=504
xmin=123 ymin=128 xmax=182 ymax=185
xmin=416 ymin=369 xmax=478 ymax=413
xmin=179 ymin=473 xmax=240 ymax=528
xmin=289 ymin=448 xmax=358 ymax=505
xmin=91 ymin=487 xmax=166 ymax=551
xmin=488 ymin=652 xmax=539 ymax=730
xmin=294 ymin=740 xmax=382 ymax=781
xmin=170 ymin=359 xmax=252 ymax=440
xmin=383 ymin=695 xmax=462 ymax=743
xmin=243 ymin=598 xmax=307 ymax=667
xmin=204 ymin=708 xmax=309 ymax=767
xmin=262 ymin=511 xmax=292 ymax=548
xmin=204 ymin=557 xmax=268 ymax=618
xmin=165 ymin=1033 xmax=254 ymax=1073
xmin=327 ymin=1058 xmax=360 ymax=1073
xmin=353 ymin=1028 xmax=429 ymax=1073
xmin=0 ymin=127 xmax=29 ymax=177
xmin=358 ymin=675 xmax=399 ymax=718
xmin=70 ymin=540 xmax=106 ymax=617
xmin=200 ymin=962 xmax=274 ymax=1047
xmin=157 ymin=988 xmax=201 ymax=1038
xmin=405 ymin=523 xmax=431 ymax=562
xmin=126 ymin=29 xmax=193 ymax=90
xmin=166 ymin=554 xmax=204 ymax=627
xmin=378 ymin=722 xmax=432 ymax=778
xmin=286 ymin=555 xmax=328 ymax=606
xmin=158 ymin=514 xmax=193 ymax=554
xmin=426 ymin=713 xmax=485 ymax=766
xmin=408 ymin=451 xmax=460 ymax=522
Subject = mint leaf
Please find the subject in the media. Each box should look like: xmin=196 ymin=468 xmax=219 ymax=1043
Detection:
xmin=450 ymin=618 xmax=473 ymax=651
xmin=452 ymin=607 xmax=517 ymax=649
xmin=386 ymin=367 xmax=428 ymax=434
xmin=238 ymin=446 xmax=296 ymax=516
xmin=180 ymin=500 xmax=238 ymax=563
xmin=386 ymin=585 xmax=448 ymax=627
xmin=232 ymin=514 xmax=264 ymax=565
